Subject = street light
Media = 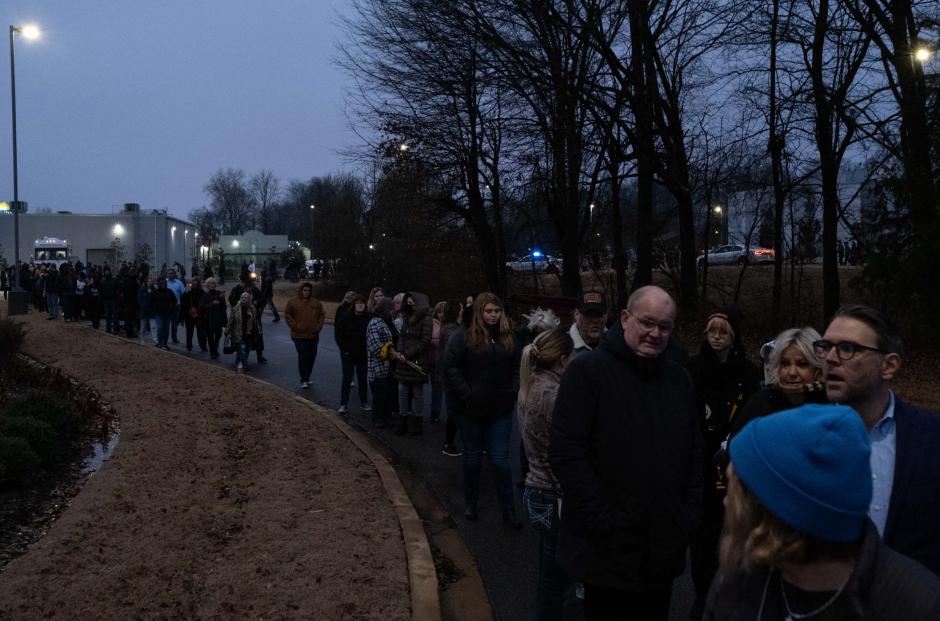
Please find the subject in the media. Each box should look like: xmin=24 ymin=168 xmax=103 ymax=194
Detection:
xmin=8 ymin=23 xmax=40 ymax=308
xmin=713 ymin=205 xmax=723 ymax=244
xmin=309 ymin=204 xmax=315 ymax=210
xmin=915 ymin=47 xmax=932 ymax=63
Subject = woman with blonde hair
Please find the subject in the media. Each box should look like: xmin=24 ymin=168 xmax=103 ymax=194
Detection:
xmin=517 ymin=327 xmax=574 ymax=621
xmin=444 ymin=292 xmax=522 ymax=527
xmin=367 ymin=287 xmax=386 ymax=313
xmin=225 ymin=291 xmax=260 ymax=373
xmin=729 ymin=326 xmax=827 ymax=439
xmin=705 ymin=404 xmax=940 ymax=618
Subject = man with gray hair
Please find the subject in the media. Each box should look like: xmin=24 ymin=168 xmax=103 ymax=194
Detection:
xmin=550 ymin=286 xmax=702 ymax=620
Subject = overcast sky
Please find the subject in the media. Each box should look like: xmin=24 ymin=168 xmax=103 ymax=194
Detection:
xmin=0 ymin=0 xmax=359 ymax=220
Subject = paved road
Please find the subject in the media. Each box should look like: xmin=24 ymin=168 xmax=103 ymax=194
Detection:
xmin=171 ymin=316 xmax=694 ymax=621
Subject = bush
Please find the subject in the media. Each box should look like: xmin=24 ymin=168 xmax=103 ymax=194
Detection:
xmin=0 ymin=318 xmax=26 ymax=366
xmin=0 ymin=436 xmax=41 ymax=487
xmin=0 ymin=415 xmax=58 ymax=461
xmin=2 ymin=391 xmax=84 ymax=440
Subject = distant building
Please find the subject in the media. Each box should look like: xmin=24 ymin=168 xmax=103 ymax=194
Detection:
xmin=217 ymin=230 xmax=289 ymax=267
xmin=0 ymin=204 xmax=194 ymax=269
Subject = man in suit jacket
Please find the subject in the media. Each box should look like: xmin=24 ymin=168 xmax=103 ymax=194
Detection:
xmin=819 ymin=304 xmax=940 ymax=575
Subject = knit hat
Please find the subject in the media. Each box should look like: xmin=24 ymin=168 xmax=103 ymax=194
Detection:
xmin=706 ymin=306 xmax=745 ymax=354
xmin=730 ymin=404 xmax=872 ymax=542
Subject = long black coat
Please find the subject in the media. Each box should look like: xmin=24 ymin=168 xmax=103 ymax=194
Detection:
xmin=395 ymin=310 xmax=432 ymax=384
xmin=198 ymin=289 xmax=228 ymax=332
xmin=549 ymin=325 xmax=703 ymax=590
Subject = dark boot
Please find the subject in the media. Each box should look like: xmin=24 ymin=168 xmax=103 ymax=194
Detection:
xmin=408 ymin=416 xmax=423 ymax=436
xmin=394 ymin=414 xmax=409 ymax=436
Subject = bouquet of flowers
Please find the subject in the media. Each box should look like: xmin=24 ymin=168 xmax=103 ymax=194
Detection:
xmin=379 ymin=342 xmax=426 ymax=376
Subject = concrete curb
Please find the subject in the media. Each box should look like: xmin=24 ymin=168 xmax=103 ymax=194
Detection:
xmin=84 ymin=320 xmax=442 ymax=621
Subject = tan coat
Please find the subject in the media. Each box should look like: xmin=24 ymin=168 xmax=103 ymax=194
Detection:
xmin=284 ymin=288 xmax=325 ymax=339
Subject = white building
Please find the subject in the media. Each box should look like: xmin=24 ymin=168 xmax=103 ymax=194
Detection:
xmin=217 ymin=230 xmax=289 ymax=266
xmin=0 ymin=204 xmax=195 ymax=269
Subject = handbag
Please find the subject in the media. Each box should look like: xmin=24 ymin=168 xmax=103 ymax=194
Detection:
xmin=223 ymin=333 xmax=234 ymax=355
xmin=189 ymin=306 xmax=199 ymax=319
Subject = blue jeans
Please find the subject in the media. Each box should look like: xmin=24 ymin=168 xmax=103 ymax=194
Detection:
xmin=155 ymin=314 xmax=172 ymax=347
xmin=456 ymin=412 xmax=514 ymax=512
xmin=399 ymin=382 xmax=426 ymax=417
xmin=524 ymin=486 xmax=568 ymax=621
xmin=236 ymin=341 xmax=250 ymax=367
xmin=47 ymin=292 xmax=60 ymax=319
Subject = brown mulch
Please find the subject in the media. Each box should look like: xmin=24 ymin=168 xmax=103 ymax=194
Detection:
xmin=0 ymin=313 xmax=409 ymax=620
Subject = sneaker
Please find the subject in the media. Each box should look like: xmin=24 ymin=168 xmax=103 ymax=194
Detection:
xmin=362 ymin=404 xmax=373 ymax=413
xmin=442 ymin=444 xmax=462 ymax=457
xmin=301 ymin=382 xmax=310 ymax=389
xmin=338 ymin=405 xmax=347 ymax=415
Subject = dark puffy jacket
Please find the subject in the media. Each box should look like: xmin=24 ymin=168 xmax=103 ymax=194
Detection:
xmin=729 ymin=383 xmax=828 ymax=439
xmin=549 ymin=324 xmax=703 ymax=590
xmin=180 ymin=288 xmax=204 ymax=323
xmin=151 ymin=287 xmax=178 ymax=317
xmin=704 ymin=521 xmax=940 ymax=619
xmin=395 ymin=310 xmax=433 ymax=384
xmin=99 ymin=276 xmax=118 ymax=301
xmin=443 ymin=326 xmax=520 ymax=418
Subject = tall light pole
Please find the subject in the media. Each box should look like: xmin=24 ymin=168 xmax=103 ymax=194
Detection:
xmin=8 ymin=23 xmax=39 ymax=311
xmin=713 ymin=205 xmax=723 ymax=245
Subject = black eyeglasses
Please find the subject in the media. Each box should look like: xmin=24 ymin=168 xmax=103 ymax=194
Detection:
xmin=813 ymin=339 xmax=888 ymax=361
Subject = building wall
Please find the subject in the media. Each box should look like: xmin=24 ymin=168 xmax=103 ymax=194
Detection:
xmin=0 ymin=212 xmax=195 ymax=269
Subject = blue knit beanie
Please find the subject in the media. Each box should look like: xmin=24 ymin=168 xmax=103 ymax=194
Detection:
xmin=730 ymin=403 xmax=872 ymax=542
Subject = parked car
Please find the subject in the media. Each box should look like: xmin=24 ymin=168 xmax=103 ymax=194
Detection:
xmin=506 ymin=253 xmax=563 ymax=273
xmin=696 ymin=244 xmax=775 ymax=267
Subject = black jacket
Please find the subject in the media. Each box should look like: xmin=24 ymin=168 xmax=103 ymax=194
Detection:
xmin=729 ymin=383 xmax=828 ymax=440
xmin=689 ymin=346 xmax=760 ymax=494
xmin=198 ymin=289 xmax=228 ymax=332
xmin=335 ymin=310 xmax=370 ymax=359
xmin=180 ymin=288 xmax=204 ymax=323
xmin=395 ymin=310 xmax=433 ymax=384
xmin=443 ymin=325 xmax=520 ymax=418
xmin=227 ymin=283 xmax=262 ymax=309
xmin=151 ymin=287 xmax=178 ymax=317
xmin=549 ymin=324 xmax=703 ymax=590
xmin=704 ymin=521 xmax=940 ymax=619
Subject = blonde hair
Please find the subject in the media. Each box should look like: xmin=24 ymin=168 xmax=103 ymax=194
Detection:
xmin=764 ymin=327 xmax=823 ymax=386
xmin=518 ymin=328 xmax=574 ymax=402
xmin=466 ymin=292 xmax=516 ymax=353
xmin=705 ymin=316 xmax=734 ymax=338
xmin=367 ymin=287 xmax=385 ymax=313
xmin=719 ymin=467 xmax=858 ymax=578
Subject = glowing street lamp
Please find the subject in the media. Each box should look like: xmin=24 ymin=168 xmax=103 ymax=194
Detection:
xmin=915 ymin=47 xmax=932 ymax=63
xmin=8 ymin=23 xmax=41 ymax=304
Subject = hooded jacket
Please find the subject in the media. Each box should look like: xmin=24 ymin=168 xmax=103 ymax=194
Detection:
xmin=284 ymin=286 xmax=325 ymax=339
xmin=549 ymin=324 xmax=703 ymax=590
xmin=394 ymin=307 xmax=433 ymax=383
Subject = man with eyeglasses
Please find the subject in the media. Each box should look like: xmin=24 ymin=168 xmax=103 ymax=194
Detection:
xmin=550 ymin=285 xmax=702 ymax=620
xmin=819 ymin=304 xmax=940 ymax=576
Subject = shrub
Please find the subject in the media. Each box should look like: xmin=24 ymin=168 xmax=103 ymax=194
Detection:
xmin=2 ymin=391 xmax=84 ymax=440
xmin=0 ymin=318 xmax=26 ymax=366
xmin=0 ymin=436 xmax=41 ymax=487
xmin=0 ymin=415 xmax=58 ymax=462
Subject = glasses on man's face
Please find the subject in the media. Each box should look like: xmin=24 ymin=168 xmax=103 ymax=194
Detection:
xmin=813 ymin=339 xmax=887 ymax=361
xmin=633 ymin=315 xmax=674 ymax=335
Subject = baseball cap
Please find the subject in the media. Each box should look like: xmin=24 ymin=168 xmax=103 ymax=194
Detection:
xmin=578 ymin=291 xmax=606 ymax=313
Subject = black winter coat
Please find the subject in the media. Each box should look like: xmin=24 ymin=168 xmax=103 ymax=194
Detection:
xmin=395 ymin=310 xmax=432 ymax=384
xmin=729 ymin=383 xmax=828 ymax=440
xmin=99 ymin=276 xmax=118 ymax=302
xmin=151 ymin=287 xmax=178 ymax=317
xmin=549 ymin=325 xmax=703 ymax=590
xmin=688 ymin=346 xmax=760 ymax=495
xmin=335 ymin=311 xmax=370 ymax=359
xmin=198 ymin=289 xmax=228 ymax=332
xmin=704 ymin=521 xmax=940 ymax=619
xmin=180 ymin=288 xmax=205 ymax=323
xmin=443 ymin=326 xmax=520 ymax=418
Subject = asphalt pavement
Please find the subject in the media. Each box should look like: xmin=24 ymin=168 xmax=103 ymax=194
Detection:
xmin=170 ymin=315 xmax=695 ymax=621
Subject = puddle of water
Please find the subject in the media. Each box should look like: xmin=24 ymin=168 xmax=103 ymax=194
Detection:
xmin=80 ymin=434 xmax=119 ymax=476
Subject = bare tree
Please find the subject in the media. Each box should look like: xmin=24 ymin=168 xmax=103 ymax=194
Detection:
xmin=204 ymin=168 xmax=255 ymax=235
xmin=249 ymin=170 xmax=281 ymax=234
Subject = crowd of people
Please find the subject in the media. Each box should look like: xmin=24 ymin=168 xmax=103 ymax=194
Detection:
xmin=8 ymin=258 xmax=940 ymax=619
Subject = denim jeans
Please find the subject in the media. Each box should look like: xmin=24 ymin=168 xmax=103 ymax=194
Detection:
xmin=399 ymin=382 xmax=426 ymax=417
xmin=456 ymin=412 xmax=514 ymax=512
xmin=370 ymin=377 xmax=389 ymax=424
xmin=524 ymin=486 xmax=568 ymax=621
xmin=236 ymin=341 xmax=250 ymax=367
xmin=155 ymin=314 xmax=172 ymax=347
xmin=293 ymin=337 xmax=319 ymax=383
xmin=170 ymin=307 xmax=180 ymax=342
xmin=47 ymin=292 xmax=60 ymax=319
xmin=265 ymin=296 xmax=280 ymax=321
xmin=340 ymin=353 xmax=368 ymax=406
xmin=140 ymin=317 xmax=156 ymax=343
